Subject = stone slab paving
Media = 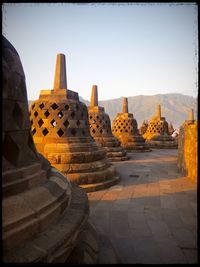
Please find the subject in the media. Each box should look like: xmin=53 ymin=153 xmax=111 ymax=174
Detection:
xmin=88 ymin=149 xmax=198 ymax=264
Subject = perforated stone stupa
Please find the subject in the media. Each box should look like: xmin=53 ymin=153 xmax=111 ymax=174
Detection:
xmin=112 ymin=97 xmax=151 ymax=151
xmin=143 ymin=104 xmax=177 ymax=148
xmin=88 ymin=85 xmax=128 ymax=161
xmin=139 ymin=120 xmax=149 ymax=135
xmin=2 ymin=36 xmax=100 ymax=263
xmin=29 ymin=54 xmax=120 ymax=192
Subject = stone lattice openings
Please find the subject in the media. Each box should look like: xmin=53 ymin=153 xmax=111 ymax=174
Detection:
xmin=143 ymin=104 xmax=177 ymax=149
xmin=88 ymin=85 xmax=128 ymax=161
xmin=112 ymin=97 xmax=151 ymax=152
xmin=29 ymin=54 xmax=120 ymax=192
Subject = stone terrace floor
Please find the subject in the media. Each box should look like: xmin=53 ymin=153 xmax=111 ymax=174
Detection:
xmin=87 ymin=149 xmax=198 ymax=264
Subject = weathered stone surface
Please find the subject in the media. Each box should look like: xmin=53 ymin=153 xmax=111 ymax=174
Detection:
xmin=88 ymin=85 xmax=128 ymax=161
xmin=177 ymin=113 xmax=197 ymax=183
xmin=30 ymin=55 xmax=120 ymax=191
xmin=2 ymin=36 xmax=101 ymax=263
xmin=143 ymin=104 xmax=177 ymax=149
xmin=112 ymin=97 xmax=151 ymax=152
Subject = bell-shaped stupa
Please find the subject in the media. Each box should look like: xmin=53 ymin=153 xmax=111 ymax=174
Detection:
xmin=2 ymin=36 xmax=101 ymax=263
xmin=29 ymin=54 xmax=120 ymax=192
xmin=139 ymin=120 xmax=149 ymax=135
xmin=112 ymin=97 xmax=151 ymax=151
xmin=143 ymin=104 xmax=177 ymax=148
xmin=87 ymin=85 xmax=128 ymax=161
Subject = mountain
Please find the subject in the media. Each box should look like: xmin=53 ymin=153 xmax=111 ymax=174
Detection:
xmin=28 ymin=93 xmax=197 ymax=129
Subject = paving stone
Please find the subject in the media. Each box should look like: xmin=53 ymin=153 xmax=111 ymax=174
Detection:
xmin=88 ymin=149 xmax=197 ymax=264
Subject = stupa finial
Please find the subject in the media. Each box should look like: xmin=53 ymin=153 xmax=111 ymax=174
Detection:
xmin=53 ymin=53 xmax=67 ymax=90
xmin=90 ymin=85 xmax=98 ymax=106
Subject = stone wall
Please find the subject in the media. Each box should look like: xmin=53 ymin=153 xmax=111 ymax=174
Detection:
xmin=177 ymin=120 xmax=198 ymax=183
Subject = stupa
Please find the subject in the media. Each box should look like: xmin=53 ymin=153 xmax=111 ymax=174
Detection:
xmin=29 ymin=54 xmax=120 ymax=192
xmin=112 ymin=97 xmax=151 ymax=151
xmin=143 ymin=104 xmax=177 ymax=148
xmin=2 ymin=36 xmax=100 ymax=263
xmin=87 ymin=85 xmax=128 ymax=161
xmin=168 ymin=121 xmax=174 ymax=135
xmin=139 ymin=120 xmax=149 ymax=135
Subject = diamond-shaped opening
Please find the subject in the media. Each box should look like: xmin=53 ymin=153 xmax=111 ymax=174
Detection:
xmin=63 ymin=120 xmax=69 ymax=128
xmin=39 ymin=103 xmax=44 ymax=109
xmin=97 ymin=124 xmax=99 ymax=128
xmin=44 ymin=110 xmax=50 ymax=118
xmin=42 ymin=128 xmax=49 ymax=136
xmin=125 ymin=130 xmax=128 ymax=132
xmin=105 ymin=120 xmax=108 ymax=124
xmin=51 ymin=103 xmax=58 ymax=110
xmin=57 ymin=111 xmax=63 ymax=118
xmin=82 ymin=130 xmax=85 ymax=135
xmin=120 ymin=130 xmax=123 ymax=132
xmin=92 ymin=129 xmax=96 ymax=134
xmin=32 ymin=103 xmax=35 ymax=110
xmin=34 ymin=111 xmax=38 ymax=118
xmin=65 ymin=104 xmax=69 ymax=110
xmin=96 ymin=115 xmax=99 ymax=119
xmin=100 ymin=129 xmax=103 ymax=133
xmin=50 ymin=119 xmax=57 ymax=127
xmin=71 ymin=111 xmax=75 ymax=118
xmin=57 ymin=128 xmax=64 ymax=137
xmin=13 ymin=102 xmax=23 ymax=128
xmin=76 ymin=120 xmax=80 ymax=127
xmin=99 ymin=120 xmax=102 ymax=123
xmin=89 ymin=115 xmax=93 ymax=119
xmin=38 ymin=118 xmax=44 ymax=127
xmin=71 ymin=129 xmax=76 ymax=136
xmin=3 ymin=133 xmax=20 ymax=166
xmin=32 ymin=128 xmax=36 ymax=135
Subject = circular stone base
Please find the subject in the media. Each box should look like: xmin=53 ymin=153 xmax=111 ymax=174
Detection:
xmin=80 ymin=175 xmax=121 ymax=192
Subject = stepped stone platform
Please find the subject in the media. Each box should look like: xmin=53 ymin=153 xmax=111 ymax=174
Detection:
xmin=88 ymin=149 xmax=197 ymax=264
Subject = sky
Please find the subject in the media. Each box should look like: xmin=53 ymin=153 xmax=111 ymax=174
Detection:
xmin=2 ymin=2 xmax=198 ymax=101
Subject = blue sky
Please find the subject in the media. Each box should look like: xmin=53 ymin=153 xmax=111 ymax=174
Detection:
xmin=2 ymin=3 xmax=198 ymax=101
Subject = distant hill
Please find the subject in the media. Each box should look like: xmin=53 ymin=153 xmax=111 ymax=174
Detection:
xmin=29 ymin=93 xmax=197 ymax=129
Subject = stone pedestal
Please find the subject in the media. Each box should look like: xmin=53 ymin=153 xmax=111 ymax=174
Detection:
xmin=112 ymin=97 xmax=151 ymax=152
xmin=88 ymin=85 xmax=128 ymax=161
xmin=30 ymin=54 xmax=120 ymax=192
xmin=2 ymin=36 xmax=102 ymax=263
xmin=143 ymin=104 xmax=177 ymax=149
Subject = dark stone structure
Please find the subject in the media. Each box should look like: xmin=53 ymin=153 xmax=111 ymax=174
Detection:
xmin=88 ymin=85 xmax=128 ymax=161
xmin=2 ymin=36 xmax=101 ymax=263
